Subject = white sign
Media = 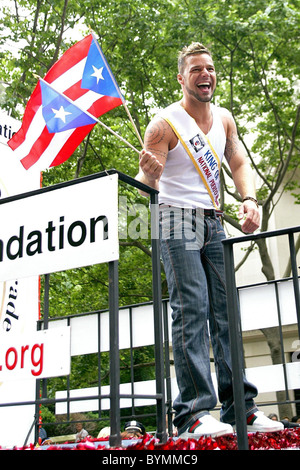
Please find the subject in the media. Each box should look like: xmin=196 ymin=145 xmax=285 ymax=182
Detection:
xmin=0 ymin=173 xmax=119 ymax=281
xmin=0 ymin=112 xmax=41 ymax=448
xmin=0 ymin=111 xmax=20 ymax=146
xmin=0 ymin=326 xmax=71 ymax=381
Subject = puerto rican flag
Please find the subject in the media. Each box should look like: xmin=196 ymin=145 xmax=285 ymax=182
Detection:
xmin=8 ymin=33 xmax=124 ymax=171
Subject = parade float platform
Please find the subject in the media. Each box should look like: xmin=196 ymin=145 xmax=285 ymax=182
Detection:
xmin=4 ymin=428 xmax=300 ymax=451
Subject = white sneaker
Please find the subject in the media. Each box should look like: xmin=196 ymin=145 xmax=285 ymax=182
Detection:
xmin=243 ymin=411 xmax=284 ymax=433
xmin=179 ymin=414 xmax=233 ymax=439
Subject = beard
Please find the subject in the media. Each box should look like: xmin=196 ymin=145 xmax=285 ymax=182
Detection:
xmin=185 ymin=85 xmax=215 ymax=103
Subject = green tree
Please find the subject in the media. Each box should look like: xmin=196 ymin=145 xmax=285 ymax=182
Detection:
xmin=1 ymin=0 xmax=300 ymax=420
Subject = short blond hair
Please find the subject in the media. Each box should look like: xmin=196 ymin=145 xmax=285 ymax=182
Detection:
xmin=178 ymin=42 xmax=212 ymax=73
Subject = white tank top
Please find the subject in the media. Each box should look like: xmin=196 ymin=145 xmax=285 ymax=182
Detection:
xmin=158 ymin=102 xmax=226 ymax=209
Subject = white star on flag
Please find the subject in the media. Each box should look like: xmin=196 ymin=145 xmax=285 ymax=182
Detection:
xmin=91 ymin=65 xmax=104 ymax=84
xmin=7 ymin=33 xmax=142 ymax=172
xmin=52 ymin=105 xmax=72 ymax=123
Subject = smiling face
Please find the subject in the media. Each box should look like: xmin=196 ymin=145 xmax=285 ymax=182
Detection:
xmin=177 ymin=53 xmax=217 ymax=104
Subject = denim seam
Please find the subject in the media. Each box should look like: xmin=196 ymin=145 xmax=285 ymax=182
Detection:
xmin=202 ymin=251 xmax=226 ymax=291
xmin=164 ymin=239 xmax=201 ymax=409
xmin=205 ymin=277 xmax=232 ymax=394
xmin=202 ymin=247 xmax=231 ymax=392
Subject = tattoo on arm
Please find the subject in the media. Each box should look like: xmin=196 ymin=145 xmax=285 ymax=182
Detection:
xmin=224 ymin=130 xmax=240 ymax=164
xmin=147 ymin=147 xmax=168 ymax=159
xmin=145 ymin=120 xmax=168 ymax=159
xmin=147 ymin=120 xmax=166 ymax=145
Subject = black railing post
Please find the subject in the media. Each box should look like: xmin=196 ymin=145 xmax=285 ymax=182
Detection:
xmin=108 ymin=260 xmax=121 ymax=447
xmin=222 ymin=241 xmax=249 ymax=450
xmin=288 ymin=232 xmax=300 ymax=339
xmin=150 ymin=191 xmax=167 ymax=443
xmin=35 ymin=273 xmax=50 ymax=443
xmin=222 ymin=224 xmax=300 ymax=450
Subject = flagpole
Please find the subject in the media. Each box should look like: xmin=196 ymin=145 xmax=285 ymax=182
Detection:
xmin=123 ymin=102 xmax=144 ymax=148
xmin=95 ymin=117 xmax=140 ymax=154
xmin=91 ymin=32 xmax=144 ymax=149
xmin=35 ymin=76 xmax=140 ymax=154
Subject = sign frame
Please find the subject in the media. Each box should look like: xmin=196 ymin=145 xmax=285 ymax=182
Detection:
xmin=0 ymin=171 xmax=119 ymax=282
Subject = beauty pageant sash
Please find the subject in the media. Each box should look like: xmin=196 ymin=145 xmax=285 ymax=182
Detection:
xmin=161 ymin=103 xmax=221 ymax=209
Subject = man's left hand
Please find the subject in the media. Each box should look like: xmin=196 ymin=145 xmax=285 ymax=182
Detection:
xmin=238 ymin=201 xmax=260 ymax=233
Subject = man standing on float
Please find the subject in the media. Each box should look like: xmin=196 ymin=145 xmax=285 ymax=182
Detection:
xmin=136 ymin=42 xmax=284 ymax=439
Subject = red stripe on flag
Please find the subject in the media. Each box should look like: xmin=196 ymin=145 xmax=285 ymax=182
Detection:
xmin=64 ymin=80 xmax=88 ymax=101
xmin=8 ymin=34 xmax=125 ymax=171
xmin=49 ymin=123 xmax=96 ymax=167
xmin=89 ymin=96 xmax=123 ymax=118
xmin=63 ymin=85 xmax=123 ymax=117
xmin=45 ymin=35 xmax=93 ymax=83
xmin=8 ymin=83 xmax=42 ymax=150
xmin=20 ymin=127 xmax=54 ymax=170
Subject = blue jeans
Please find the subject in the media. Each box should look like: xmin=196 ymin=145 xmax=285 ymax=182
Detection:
xmin=159 ymin=206 xmax=258 ymax=430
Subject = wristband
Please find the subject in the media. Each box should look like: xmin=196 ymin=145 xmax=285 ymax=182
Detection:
xmin=242 ymin=196 xmax=259 ymax=208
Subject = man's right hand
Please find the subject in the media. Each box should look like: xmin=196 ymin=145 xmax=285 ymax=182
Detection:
xmin=139 ymin=149 xmax=164 ymax=185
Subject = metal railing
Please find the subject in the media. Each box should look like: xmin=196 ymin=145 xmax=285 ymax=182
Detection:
xmin=222 ymin=225 xmax=300 ymax=450
xmin=40 ymin=170 xmax=167 ymax=447
xmin=34 ymin=298 xmax=173 ymax=445
xmin=1 ymin=168 xmax=300 ymax=449
xmin=0 ymin=169 xmax=167 ymax=448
